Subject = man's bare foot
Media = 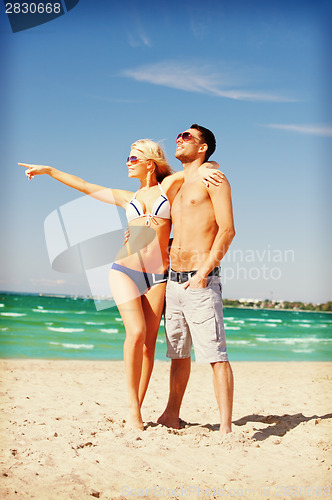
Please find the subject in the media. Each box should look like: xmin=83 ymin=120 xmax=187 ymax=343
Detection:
xmin=157 ymin=410 xmax=180 ymax=429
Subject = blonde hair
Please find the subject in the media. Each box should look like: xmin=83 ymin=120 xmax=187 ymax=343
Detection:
xmin=131 ymin=139 xmax=173 ymax=182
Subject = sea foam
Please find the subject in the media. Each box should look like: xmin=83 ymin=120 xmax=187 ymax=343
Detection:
xmin=1 ymin=312 xmax=27 ymax=317
xmin=47 ymin=327 xmax=85 ymax=333
xmin=50 ymin=342 xmax=93 ymax=349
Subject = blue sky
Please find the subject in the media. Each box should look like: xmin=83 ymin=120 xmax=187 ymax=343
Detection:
xmin=1 ymin=0 xmax=331 ymax=303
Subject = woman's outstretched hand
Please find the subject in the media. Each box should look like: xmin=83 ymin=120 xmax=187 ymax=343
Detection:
xmin=18 ymin=163 xmax=50 ymax=180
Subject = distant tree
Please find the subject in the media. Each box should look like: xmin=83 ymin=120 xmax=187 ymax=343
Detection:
xmin=223 ymin=298 xmax=331 ymax=312
xmin=305 ymin=303 xmax=315 ymax=311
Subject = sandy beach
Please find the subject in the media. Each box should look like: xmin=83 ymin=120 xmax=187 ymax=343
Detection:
xmin=0 ymin=360 xmax=331 ymax=499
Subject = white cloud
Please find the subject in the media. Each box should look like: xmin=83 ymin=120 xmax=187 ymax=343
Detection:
xmin=127 ymin=28 xmax=151 ymax=48
xmin=265 ymin=124 xmax=332 ymax=137
xmin=122 ymin=61 xmax=294 ymax=102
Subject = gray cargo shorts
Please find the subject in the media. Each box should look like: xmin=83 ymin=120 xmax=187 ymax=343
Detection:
xmin=165 ymin=275 xmax=228 ymax=363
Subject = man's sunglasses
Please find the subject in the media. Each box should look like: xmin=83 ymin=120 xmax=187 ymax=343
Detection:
xmin=127 ymin=156 xmax=146 ymax=164
xmin=176 ymin=132 xmax=201 ymax=143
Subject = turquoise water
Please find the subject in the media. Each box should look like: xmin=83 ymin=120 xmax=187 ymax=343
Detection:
xmin=0 ymin=293 xmax=331 ymax=361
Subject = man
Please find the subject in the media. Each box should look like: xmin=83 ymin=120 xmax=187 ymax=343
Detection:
xmin=158 ymin=124 xmax=235 ymax=435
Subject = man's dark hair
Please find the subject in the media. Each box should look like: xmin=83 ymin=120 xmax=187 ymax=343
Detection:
xmin=191 ymin=123 xmax=216 ymax=161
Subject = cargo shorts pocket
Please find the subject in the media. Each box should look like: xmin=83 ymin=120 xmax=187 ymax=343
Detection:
xmin=165 ymin=312 xmax=191 ymax=358
xmin=165 ymin=312 xmax=183 ymax=338
xmin=165 ymin=312 xmax=178 ymax=327
xmin=165 ymin=312 xmax=176 ymax=323
xmin=192 ymin=309 xmax=215 ymax=324
xmin=191 ymin=300 xmax=215 ymax=324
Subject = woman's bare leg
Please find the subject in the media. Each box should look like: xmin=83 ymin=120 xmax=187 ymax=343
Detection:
xmin=139 ymin=282 xmax=166 ymax=406
xmin=109 ymin=269 xmax=146 ymax=430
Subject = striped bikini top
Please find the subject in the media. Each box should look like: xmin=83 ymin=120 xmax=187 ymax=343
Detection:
xmin=126 ymin=183 xmax=171 ymax=227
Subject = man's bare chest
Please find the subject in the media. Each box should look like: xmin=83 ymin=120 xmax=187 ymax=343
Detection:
xmin=172 ymin=182 xmax=209 ymax=217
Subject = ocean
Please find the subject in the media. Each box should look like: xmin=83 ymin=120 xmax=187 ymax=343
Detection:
xmin=0 ymin=292 xmax=331 ymax=361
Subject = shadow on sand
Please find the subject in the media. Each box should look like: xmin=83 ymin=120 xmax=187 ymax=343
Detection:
xmin=232 ymin=412 xmax=332 ymax=441
xmin=145 ymin=413 xmax=332 ymax=441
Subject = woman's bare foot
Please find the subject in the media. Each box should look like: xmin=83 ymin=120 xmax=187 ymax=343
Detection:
xmin=220 ymin=425 xmax=232 ymax=435
xmin=126 ymin=409 xmax=144 ymax=431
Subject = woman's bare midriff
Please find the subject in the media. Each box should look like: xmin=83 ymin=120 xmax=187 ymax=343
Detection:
xmin=114 ymin=218 xmax=171 ymax=274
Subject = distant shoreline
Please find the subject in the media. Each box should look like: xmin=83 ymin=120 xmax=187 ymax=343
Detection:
xmin=224 ymin=305 xmax=332 ymax=314
xmin=1 ymin=290 xmax=331 ymax=313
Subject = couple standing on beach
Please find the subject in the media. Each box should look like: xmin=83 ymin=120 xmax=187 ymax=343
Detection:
xmin=20 ymin=124 xmax=235 ymax=435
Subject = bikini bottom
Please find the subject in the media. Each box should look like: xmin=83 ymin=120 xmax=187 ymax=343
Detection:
xmin=110 ymin=262 xmax=168 ymax=295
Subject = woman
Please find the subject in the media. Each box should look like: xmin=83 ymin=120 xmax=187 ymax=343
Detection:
xmin=19 ymin=139 xmax=222 ymax=430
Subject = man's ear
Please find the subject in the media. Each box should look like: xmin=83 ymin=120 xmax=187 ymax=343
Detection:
xmin=198 ymin=143 xmax=208 ymax=155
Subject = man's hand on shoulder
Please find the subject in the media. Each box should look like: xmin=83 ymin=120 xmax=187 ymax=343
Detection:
xmin=198 ymin=161 xmax=226 ymax=188
xmin=206 ymin=172 xmax=231 ymax=193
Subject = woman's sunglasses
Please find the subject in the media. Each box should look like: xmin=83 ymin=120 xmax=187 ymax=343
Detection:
xmin=127 ymin=156 xmax=146 ymax=164
xmin=176 ymin=132 xmax=201 ymax=143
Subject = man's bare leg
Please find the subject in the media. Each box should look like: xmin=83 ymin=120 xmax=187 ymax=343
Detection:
xmin=211 ymin=361 xmax=234 ymax=434
xmin=157 ymin=357 xmax=191 ymax=429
